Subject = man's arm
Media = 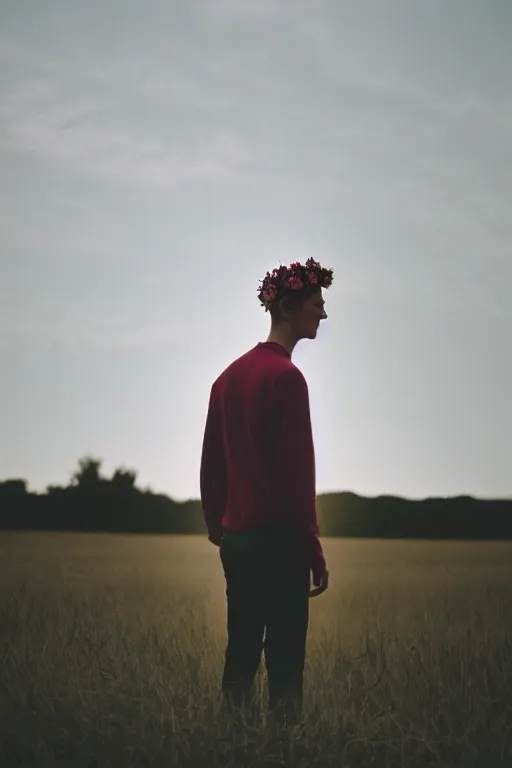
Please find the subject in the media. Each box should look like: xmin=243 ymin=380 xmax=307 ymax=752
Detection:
xmin=274 ymin=368 xmax=326 ymax=578
xmin=199 ymin=383 xmax=227 ymax=546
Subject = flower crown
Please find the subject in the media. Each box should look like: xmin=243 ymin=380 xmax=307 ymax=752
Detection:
xmin=257 ymin=257 xmax=334 ymax=312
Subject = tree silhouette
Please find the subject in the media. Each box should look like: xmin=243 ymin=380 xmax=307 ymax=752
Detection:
xmin=111 ymin=468 xmax=137 ymax=492
xmin=71 ymin=456 xmax=103 ymax=488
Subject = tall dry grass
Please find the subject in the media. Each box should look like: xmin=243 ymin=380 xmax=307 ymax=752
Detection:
xmin=1 ymin=532 xmax=511 ymax=767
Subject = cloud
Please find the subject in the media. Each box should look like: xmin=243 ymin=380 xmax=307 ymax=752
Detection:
xmin=0 ymin=292 xmax=207 ymax=349
xmin=0 ymin=39 xmax=251 ymax=187
xmin=199 ymin=0 xmax=279 ymax=19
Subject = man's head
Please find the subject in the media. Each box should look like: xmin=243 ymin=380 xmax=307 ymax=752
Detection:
xmin=269 ymin=286 xmax=328 ymax=341
xmin=258 ymin=258 xmax=333 ymax=354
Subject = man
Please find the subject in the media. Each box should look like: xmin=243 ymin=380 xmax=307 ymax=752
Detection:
xmin=200 ymin=258 xmax=332 ymax=728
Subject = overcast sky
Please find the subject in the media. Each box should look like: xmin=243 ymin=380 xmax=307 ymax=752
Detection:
xmin=1 ymin=0 xmax=511 ymax=501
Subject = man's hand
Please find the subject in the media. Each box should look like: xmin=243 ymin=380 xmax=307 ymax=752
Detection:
xmin=309 ymin=567 xmax=329 ymax=598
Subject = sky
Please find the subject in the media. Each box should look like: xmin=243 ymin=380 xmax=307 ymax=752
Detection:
xmin=1 ymin=0 xmax=511 ymax=502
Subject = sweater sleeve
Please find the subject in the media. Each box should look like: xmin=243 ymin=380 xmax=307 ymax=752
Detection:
xmin=274 ymin=368 xmax=325 ymax=573
xmin=199 ymin=383 xmax=227 ymax=546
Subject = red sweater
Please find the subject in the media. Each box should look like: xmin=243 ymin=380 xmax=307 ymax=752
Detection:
xmin=200 ymin=340 xmax=325 ymax=577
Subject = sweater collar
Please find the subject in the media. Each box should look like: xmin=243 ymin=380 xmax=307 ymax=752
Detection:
xmin=255 ymin=341 xmax=291 ymax=359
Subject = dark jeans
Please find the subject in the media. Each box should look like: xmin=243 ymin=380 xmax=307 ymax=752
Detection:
xmin=219 ymin=525 xmax=310 ymax=726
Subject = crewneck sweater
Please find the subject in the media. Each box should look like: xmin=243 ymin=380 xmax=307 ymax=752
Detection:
xmin=200 ymin=340 xmax=325 ymax=578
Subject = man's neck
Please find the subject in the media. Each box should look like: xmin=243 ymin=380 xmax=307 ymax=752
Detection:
xmin=265 ymin=328 xmax=298 ymax=358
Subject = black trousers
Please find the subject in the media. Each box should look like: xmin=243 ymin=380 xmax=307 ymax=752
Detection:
xmin=219 ymin=525 xmax=310 ymax=725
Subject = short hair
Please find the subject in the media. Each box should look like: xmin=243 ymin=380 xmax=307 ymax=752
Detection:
xmin=269 ymin=285 xmax=322 ymax=322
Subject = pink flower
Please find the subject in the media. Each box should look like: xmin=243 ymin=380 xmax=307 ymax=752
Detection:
xmin=286 ymin=275 xmax=303 ymax=290
xmin=308 ymin=273 xmax=319 ymax=284
xmin=263 ymin=285 xmax=278 ymax=301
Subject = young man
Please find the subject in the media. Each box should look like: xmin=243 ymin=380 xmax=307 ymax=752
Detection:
xmin=200 ymin=258 xmax=332 ymax=727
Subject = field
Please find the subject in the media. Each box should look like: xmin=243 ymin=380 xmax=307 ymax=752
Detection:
xmin=1 ymin=532 xmax=511 ymax=768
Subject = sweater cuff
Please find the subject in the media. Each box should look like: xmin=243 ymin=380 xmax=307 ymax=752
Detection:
xmin=207 ymin=522 xmax=223 ymax=546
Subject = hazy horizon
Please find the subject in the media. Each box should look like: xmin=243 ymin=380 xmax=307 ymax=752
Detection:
xmin=2 ymin=0 xmax=511 ymax=501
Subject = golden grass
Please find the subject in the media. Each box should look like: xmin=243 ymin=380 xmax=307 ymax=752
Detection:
xmin=1 ymin=532 xmax=511 ymax=767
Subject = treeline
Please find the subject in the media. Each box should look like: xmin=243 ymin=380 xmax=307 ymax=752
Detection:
xmin=0 ymin=457 xmax=205 ymax=535
xmin=0 ymin=456 xmax=511 ymax=539
xmin=316 ymin=492 xmax=512 ymax=539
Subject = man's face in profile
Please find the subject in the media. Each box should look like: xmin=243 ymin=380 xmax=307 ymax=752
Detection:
xmin=298 ymin=290 xmax=328 ymax=339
